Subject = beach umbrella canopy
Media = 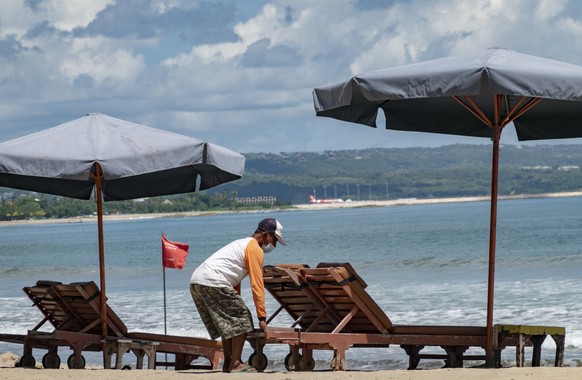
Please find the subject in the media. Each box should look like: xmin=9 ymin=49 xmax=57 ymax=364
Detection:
xmin=0 ymin=112 xmax=245 ymax=339
xmin=312 ymin=48 xmax=582 ymax=364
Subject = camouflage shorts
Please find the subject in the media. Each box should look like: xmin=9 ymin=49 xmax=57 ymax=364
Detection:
xmin=190 ymin=283 xmax=254 ymax=340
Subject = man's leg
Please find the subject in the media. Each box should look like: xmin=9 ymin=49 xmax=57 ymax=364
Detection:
xmin=222 ymin=338 xmax=232 ymax=372
xmin=230 ymin=333 xmax=251 ymax=371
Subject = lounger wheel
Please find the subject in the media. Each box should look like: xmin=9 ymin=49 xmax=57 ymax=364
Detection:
xmin=248 ymin=352 xmax=268 ymax=371
xmin=18 ymin=354 xmax=36 ymax=368
xmin=284 ymin=352 xmax=300 ymax=371
xmin=284 ymin=352 xmax=314 ymax=371
xmin=301 ymin=356 xmax=315 ymax=371
xmin=42 ymin=353 xmax=61 ymax=369
xmin=67 ymin=354 xmax=86 ymax=369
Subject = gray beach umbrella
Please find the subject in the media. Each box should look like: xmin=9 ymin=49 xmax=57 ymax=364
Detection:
xmin=0 ymin=112 xmax=245 ymax=340
xmin=313 ymin=48 xmax=582 ymax=364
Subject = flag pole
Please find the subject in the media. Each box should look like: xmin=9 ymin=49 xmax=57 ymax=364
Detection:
xmin=161 ymin=232 xmax=189 ymax=369
xmin=163 ymin=267 xmax=168 ymax=335
xmin=162 ymin=232 xmax=168 ymax=369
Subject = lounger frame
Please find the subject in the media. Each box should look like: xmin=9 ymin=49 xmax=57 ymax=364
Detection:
xmin=249 ymin=263 xmax=488 ymax=371
xmin=0 ymin=280 xmax=222 ymax=370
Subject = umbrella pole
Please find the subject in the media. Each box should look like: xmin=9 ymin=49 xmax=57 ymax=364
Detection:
xmin=485 ymin=126 xmax=501 ymax=366
xmin=94 ymin=165 xmax=109 ymax=353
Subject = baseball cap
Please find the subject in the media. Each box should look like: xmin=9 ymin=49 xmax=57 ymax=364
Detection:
xmin=258 ymin=218 xmax=287 ymax=246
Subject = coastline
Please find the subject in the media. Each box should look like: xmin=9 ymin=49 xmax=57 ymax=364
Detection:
xmin=1 ymin=191 xmax=581 ymax=228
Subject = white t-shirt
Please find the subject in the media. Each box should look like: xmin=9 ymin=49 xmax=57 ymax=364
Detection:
xmin=190 ymin=237 xmax=255 ymax=288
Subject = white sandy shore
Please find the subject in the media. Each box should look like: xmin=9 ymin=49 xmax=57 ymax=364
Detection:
xmin=294 ymin=190 xmax=582 ymax=210
xmin=1 ymin=368 xmax=582 ymax=380
xmin=0 ymin=352 xmax=581 ymax=380
xmin=1 ymin=365 xmax=581 ymax=379
xmin=1 ymin=191 xmax=581 ymax=228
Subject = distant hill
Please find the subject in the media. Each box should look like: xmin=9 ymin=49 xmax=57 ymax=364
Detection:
xmin=2 ymin=144 xmax=581 ymax=206
xmin=215 ymin=144 xmax=582 ymax=204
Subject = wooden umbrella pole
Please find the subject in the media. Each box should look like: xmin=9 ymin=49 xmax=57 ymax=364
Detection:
xmin=485 ymin=129 xmax=500 ymax=365
xmin=485 ymin=95 xmax=502 ymax=366
xmin=94 ymin=164 xmax=108 ymax=343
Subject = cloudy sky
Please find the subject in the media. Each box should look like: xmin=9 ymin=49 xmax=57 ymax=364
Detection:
xmin=2 ymin=0 xmax=582 ymax=154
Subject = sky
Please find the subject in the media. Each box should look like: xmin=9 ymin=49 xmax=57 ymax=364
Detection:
xmin=2 ymin=0 xmax=582 ymax=154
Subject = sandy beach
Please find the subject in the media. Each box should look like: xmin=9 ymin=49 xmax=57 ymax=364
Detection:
xmin=0 ymin=352 xmax=581 ymax=380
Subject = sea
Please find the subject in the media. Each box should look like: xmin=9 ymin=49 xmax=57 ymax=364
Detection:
xmin=1 ymin=196 xmax=581 ymax=370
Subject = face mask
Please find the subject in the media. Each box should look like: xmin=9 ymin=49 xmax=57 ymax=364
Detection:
xmin=262 ymin=243 xmax=275 ymax=253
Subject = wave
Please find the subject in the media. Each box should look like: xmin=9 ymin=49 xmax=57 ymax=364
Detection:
xmin=360 ymin=254 xmax=582 ymax=271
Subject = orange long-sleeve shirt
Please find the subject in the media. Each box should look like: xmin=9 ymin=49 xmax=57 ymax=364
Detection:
xmin=244 ymin=239 xmax=266 ymax=318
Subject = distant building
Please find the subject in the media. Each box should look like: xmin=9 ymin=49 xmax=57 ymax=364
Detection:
xmin=522 ymin=166 xmax=552 ymax=170
xmin=558 ymin=165 xmax=580 ymax=171
xmin=522 ymin=165 xmax=580 ymax=171
xmin=2 ymin=192 xmax=14 ymax=200
xmin=234 ymin=196 xmax=277 ymax=205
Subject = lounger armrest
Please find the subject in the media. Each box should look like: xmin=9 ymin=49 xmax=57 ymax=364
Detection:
xmin=127 ymin=332 xmax=222 ymax=349
xmin=390 ymin=325 xmax=487 ymax=336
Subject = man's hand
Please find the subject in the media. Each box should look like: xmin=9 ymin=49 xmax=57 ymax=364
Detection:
xmin=259 ymin=319 xmax=268 ymax=331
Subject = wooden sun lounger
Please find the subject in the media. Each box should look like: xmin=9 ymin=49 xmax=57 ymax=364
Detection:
xmin=12 ymin=280 xmax=120 ymax=369
xmin=303 ymin=263 xmax=488 ymax=370
xmin=1 ymin=280 xmax=222 ymax=370
xmin=23 ymin=280 xmax=128 ymax=336
xmin=251 ymin=263 xmax=488 ymax=371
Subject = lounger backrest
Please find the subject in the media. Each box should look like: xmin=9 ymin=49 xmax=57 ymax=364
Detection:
xmin=24 ymin=280 xmax=127 ymax=337
xmin=23 ymin=281 xmax=66 ymax=331
xmin=316 ymin=262 xmax=367 ymax=288
xmin=51 ymin=282 xmax=128 ymax=337
xmin=264 ymin=263 xmax=394 ymax=334
xmin=298 ymin=263 xmax=393 ymax=334
xmin=263 ymin=265 xmax=331 ymax=331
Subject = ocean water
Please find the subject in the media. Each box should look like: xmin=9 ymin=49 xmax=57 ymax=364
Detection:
xmin=1 ymin=197 xmax=581 ymax=370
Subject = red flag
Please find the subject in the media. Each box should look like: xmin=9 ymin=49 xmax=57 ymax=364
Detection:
xmin=162 ymin=233 xmax=189 ymax=269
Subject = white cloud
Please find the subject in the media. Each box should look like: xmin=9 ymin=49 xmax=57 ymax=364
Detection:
xmin=0 ymin=0 xmax=113 ymax=38
xmin=0 ymin=1 xmax=33 ymax=38
xmin=559 ymin=17 xmax=582 ymax=34
xmin=2 ymin=0 xmax=582 ymax=153
xmin=38 ymin=0 xmax=114 ymax=32
xmin=163 ymin=41 xmax=246 ymax=65
xmin=61 ymin=39 xmax=146 ymax=87
xmin=535 ymin=0 xmax=567 ymax=20
xmin=234 ymin=3 xmax=281 ymax=43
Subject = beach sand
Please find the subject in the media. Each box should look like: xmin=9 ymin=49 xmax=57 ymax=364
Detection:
xmin=0 ymin=352 xmax=581 ymax=380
